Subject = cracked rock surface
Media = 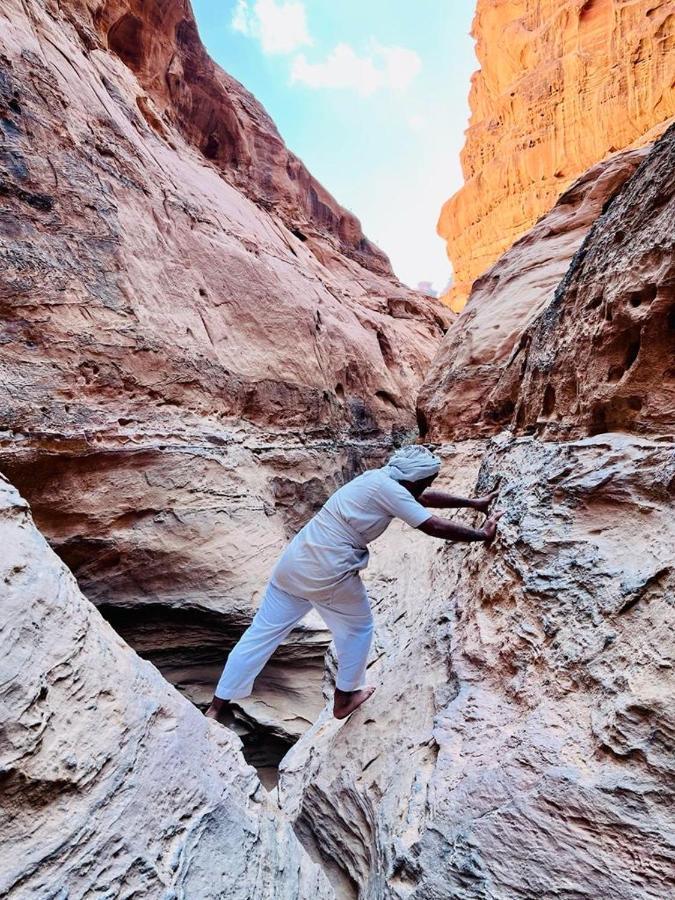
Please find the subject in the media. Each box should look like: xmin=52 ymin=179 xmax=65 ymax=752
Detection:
xmin=280 ymin=434 xmax=675 ymax=899
xmin=0 ymin=474 xmax=334 ymax=899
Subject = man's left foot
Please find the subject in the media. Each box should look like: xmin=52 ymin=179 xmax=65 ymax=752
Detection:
xmin=473 ymin=489 xmax=499 ymax=514
xmin=333 ymin=686 xmax=376 ymax=720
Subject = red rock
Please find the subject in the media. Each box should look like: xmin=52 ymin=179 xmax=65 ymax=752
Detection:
xmin=438 ymin=0 xmax=675 ymax=311
xmin=0 ymin=0 xmax=449 ymax=776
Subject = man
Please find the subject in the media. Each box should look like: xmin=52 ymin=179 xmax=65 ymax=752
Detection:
xmin=206 ymin=445 xmax=502 ymax=722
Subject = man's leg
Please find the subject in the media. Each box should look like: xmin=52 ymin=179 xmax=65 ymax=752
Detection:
xmin=206 ymin=582 xmax=310 ymax=721
xmin=313 ymin=578 xmax=376 ymax=719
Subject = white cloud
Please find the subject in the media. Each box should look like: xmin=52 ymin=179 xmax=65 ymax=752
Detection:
xmin=374 ymin=43 xmax=422 ymax=90
xmin=407 ymin=113 xmax=427 ymax=132
xmin=231 ymin=0 xmax=251 ymax=35
xmin=291 ymin=41 xmax=421 ymax=96
xmin=231 ymin=0 xmax=312 ymax=55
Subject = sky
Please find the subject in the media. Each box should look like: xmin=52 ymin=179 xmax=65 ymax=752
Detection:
xmin=190 ymin=1 xmax=478 ymax=293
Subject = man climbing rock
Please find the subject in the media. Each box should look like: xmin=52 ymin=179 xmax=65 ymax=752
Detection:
xmin=206 ymin=445 xmax=502 ymax=722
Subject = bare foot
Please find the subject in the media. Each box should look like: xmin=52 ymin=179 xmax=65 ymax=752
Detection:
xmin=333 ymin=686 xmax=376 ymax=720
xmin=205 ymin=696 xmax=231 ymax=724
xmin=473 ymin=489 xmax=499 ymax=514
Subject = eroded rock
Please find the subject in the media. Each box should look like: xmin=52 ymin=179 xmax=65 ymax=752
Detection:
xmin=0 ymin=0 xmax=448 ymax=755
xmin=280 ymin=435 xmax=675 ymax=899
xmin=438 ymin=0 xmax=675 ymax=310
xmin=418 ymin=146 xmax=648 ymax=442
xmin=509 ymin=121 xmax=675 ymax=439
xmin=0 ymin=475 xmax=335 ymax=898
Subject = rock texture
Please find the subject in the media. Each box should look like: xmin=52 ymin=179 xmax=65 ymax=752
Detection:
xmin=422 ymin=121 xmax=675 ymax=444
xmin=0 ymin=0 xmax=449 ymax=760
xmin=418 ymin=145 xmax=648 ymax=442
xmin=0 ymin=474 xmax=334 ymax=898
xmin=439 ymin=0 xmax=675 ymax=310
xmin=280 ymin=434 xmax=675 ymax=900
xmin=277 ymin=110 xmax=675 ymax=900
xmin=508 ymin=121 xmax=675 ymax=439
xmin=2 ymin=0 xmax=674 ymax=895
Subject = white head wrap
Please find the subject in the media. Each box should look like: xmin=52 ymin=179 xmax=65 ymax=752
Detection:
xmin=383 ymin=445 xmax=441 ymax=482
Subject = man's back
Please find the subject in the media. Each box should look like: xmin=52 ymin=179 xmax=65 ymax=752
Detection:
xmin=270 ymin=466 xmax=430 ymax=600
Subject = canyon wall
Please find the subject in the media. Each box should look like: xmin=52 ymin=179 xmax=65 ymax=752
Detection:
xmin=0 ymin=474 xmax=334 ymax=898
xmin=419 ymin=144 xmax=648 ymax=440
xmin=439 ymin=0 xmax=675 ymax=310
xmin=2 ymin=0 xmax=674 ymax=896
xmin=421 ymin=121 xmax=675 ymax=444
xmin=0 ymin=0 xmax=449 ymax=774
xmin=279 ymin=123 xmax=675 ymax=899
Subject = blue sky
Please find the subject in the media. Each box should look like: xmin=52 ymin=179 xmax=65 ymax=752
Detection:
xmin=191 ymin=1 xmax=477 ymax=292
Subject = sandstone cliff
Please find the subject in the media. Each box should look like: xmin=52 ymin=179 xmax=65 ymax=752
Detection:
xmin=439 ymin=0 xmax=675 ymax=310
xmin=419 ymin=145 xmax=648 ymax=441
xmin=0 ymin=0 xmax=449 ymax=774
xmin=421 ymin=121 xmax=675 ymax=444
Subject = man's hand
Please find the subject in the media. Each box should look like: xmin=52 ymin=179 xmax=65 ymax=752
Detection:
xmin=472 ymin=489 xmax=499 ymax=514
xmin=482 ymin=511 xmax=504 ymax=546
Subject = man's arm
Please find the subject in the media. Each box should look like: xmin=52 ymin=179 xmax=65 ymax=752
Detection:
xmin=417 ymin=512 xmax=503 ymax=544
xmin=418 ymin=488 xmax=498 ymax=511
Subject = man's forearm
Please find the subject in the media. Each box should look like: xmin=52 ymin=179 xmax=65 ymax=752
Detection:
xmin=417 ymin=515 xmax=487 ymax=542
xmin=418 ymin=490 xmax=480 ymax=510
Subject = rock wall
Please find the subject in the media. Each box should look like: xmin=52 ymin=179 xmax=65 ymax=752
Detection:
xmin=278 ymin=124 xmax=675 ymax=900
xmin=280 ymin=433 xmax=675 ymax=900
xmin=418 ymin=145 xmax=647 ymax=441
xmin=0 ymin=474 xmax=334 ymax=898
xmin=422 ymin=121 xmax=675 ymax=444
xmin=507 ymin=121 xmax=675 ymax=439
xmin=0 ymin=0 xmax=449 ymax=760
xmin=2 ymin=0 xmax=674 ymax=895
xmin=439 ymin=0 xmax=675 ymax=310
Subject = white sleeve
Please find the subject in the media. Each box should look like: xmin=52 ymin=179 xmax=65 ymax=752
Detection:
xmin=376 ymin=478 xmax=432 ymax=528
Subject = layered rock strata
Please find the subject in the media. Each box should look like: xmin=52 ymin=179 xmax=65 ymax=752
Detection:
xmin=439 ymin=0 xmax=675 ymax=310
xmin=418 ymin=145 xmax=648 ymax=441
xmin=0 ymin=474 xmax=334 ymax=898
xmin=0 ymin=0 xmax=449 ymax=760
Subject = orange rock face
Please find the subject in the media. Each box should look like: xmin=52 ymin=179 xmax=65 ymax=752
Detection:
xmin=438 ymin=0 xmax=675 ymax=311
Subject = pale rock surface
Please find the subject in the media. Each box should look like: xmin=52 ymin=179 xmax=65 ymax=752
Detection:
xmin=418 ymin=145 xmax=647 ymax=442
xmin=0 ymin=474 xmax=335 ymax=899
xmin=438 ymin=0 xmax=675 ymax=310
xmin=280 ymin=435 xmax=675 ymax=899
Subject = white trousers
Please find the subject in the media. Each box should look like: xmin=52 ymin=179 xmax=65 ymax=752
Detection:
xmin=215 ymin=577 xmax=374 ymax=699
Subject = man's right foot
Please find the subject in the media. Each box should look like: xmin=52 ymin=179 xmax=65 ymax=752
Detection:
xmin=205 ymin=696 xmax=231 ymax=723
xmin=333 ymin=686 xmax=376 ymax=720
